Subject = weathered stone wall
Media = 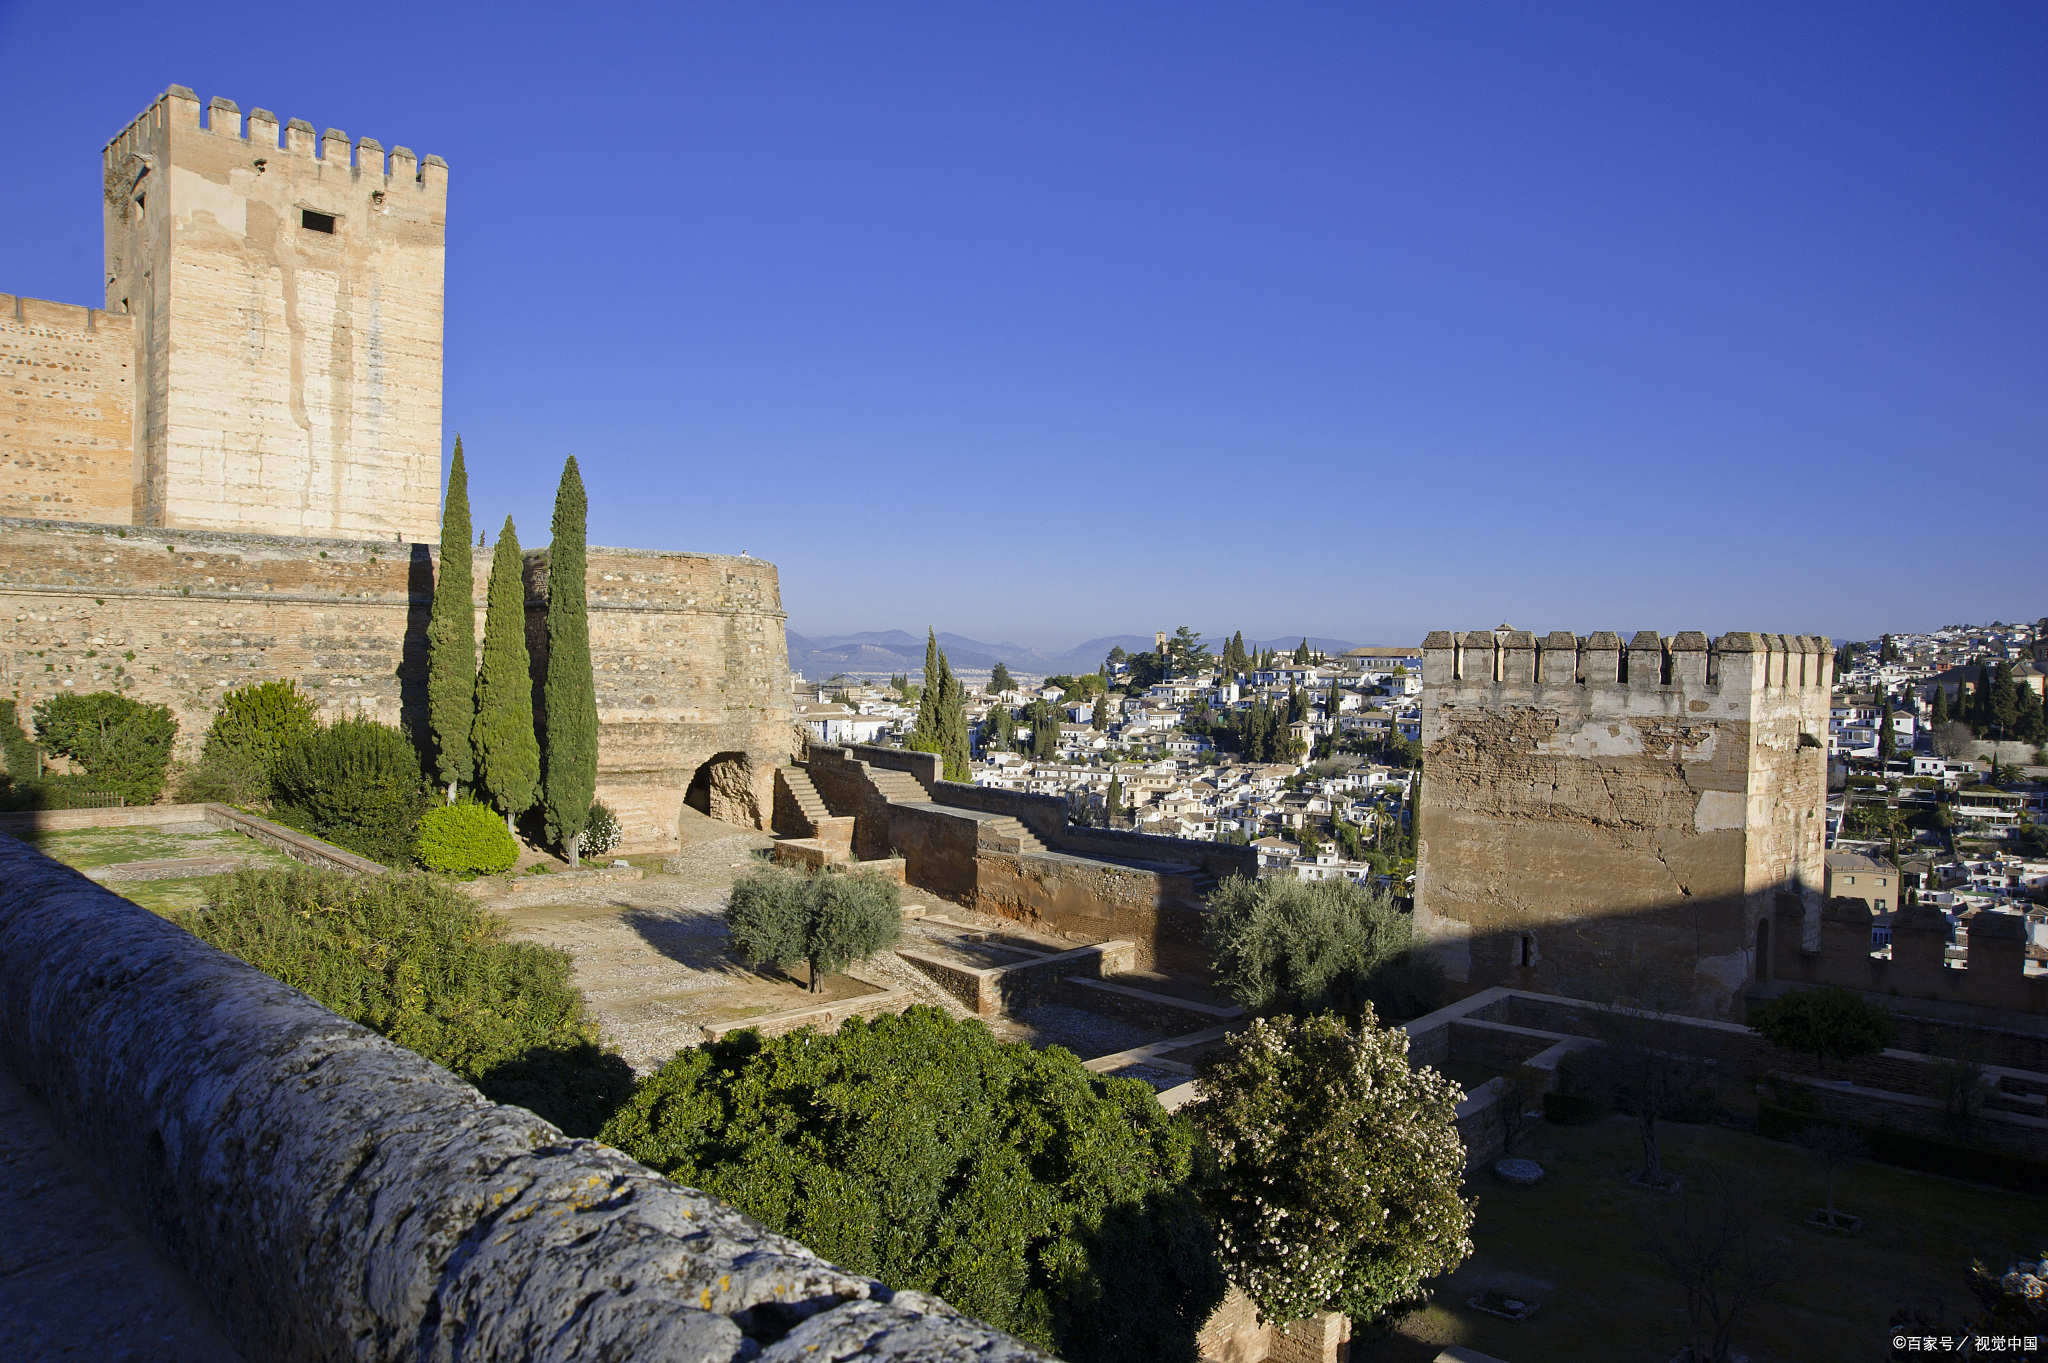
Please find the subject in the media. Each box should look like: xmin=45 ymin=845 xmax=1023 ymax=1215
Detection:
xmin=975 ymin=849 xmax=1211 ymax=972
xmin=0 ymin=833 xmax=1052 ymax=1362
xmin=1415 ymin=628 xmax=1829 ymax=1018
xmin=0 ymin=518 xmax=792 ymax=851
xmin=103 ymin=87 xmax=446 ymax=541
xmin=1 ymin=295 xmax=134 ymax=526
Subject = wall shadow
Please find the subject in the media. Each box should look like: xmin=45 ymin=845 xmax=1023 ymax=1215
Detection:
xmin=399 ymin=543 xmax=435 ymax=751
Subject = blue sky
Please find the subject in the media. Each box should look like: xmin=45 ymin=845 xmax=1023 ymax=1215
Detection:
xmin=2 ymin=2 xmax=2042 ymax=649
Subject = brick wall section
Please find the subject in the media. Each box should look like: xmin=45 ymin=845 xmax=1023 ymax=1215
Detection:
xmin=0 ymin=834 xmax=1053 ymax=1362
xmin=1 ymin=295 xmax=134 ymax=525
xmin=0 ymin=518 xmax=792 ymax=851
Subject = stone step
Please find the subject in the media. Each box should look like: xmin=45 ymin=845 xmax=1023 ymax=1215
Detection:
xmin=775 ymin=766 xmax=832 ymax=835
xmin=979 ymin=816 xmax=1047 ymax=854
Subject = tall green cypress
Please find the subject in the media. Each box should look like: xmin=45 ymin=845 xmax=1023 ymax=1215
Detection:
xmin=937 ymin=648 xmax=971 ymax=781
xmin=474 ymin=516 xmax=540 ymax=833
xmin=914 ymin=630 xmax=941 ymax=749
xmin=426 ymin=438 xmax=476 ymax=802
xmin=1932 ymin=686 xmax=1949 ymax=727
xmin=542 ymin=456 xmax=599 ymax=863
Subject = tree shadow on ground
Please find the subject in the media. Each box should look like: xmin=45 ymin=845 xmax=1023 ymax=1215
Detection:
xmin=476 ymin=1041 xmax=638 ymax=1138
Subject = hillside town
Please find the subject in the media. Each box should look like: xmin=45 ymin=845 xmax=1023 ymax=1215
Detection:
xmin=1820 ymin=620 xmax=2048 ymax=975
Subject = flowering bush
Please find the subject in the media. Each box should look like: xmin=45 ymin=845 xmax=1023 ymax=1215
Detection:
xmin=582 ymin=800 xmax=621 ymax=857
xmin=1186 ymin=1009 xmax=1474 ymax=1323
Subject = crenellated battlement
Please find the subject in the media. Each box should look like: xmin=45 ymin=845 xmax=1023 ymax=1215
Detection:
xmin=1421 ymin=626 xmax=1832 ymax=695
xmin=1770 ymin=895 xmax=2046 ymax=1015
xmin=104 ymin=85 xmax=447 ymax=193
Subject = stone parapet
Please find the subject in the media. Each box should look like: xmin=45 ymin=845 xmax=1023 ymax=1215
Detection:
xmin=0 ymin=833 xmax=1052 ymax=1362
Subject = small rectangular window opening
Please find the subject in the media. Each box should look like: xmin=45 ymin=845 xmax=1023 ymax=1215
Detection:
xmin=301 ymin=210 xmax=336 ymax=234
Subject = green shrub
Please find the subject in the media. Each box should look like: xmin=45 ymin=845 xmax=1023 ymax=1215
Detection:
xmin=601 ymin=1007 xmax=1224 ymax=1361
xmin=0 ymin=700 xmax=39 ymax=778
xmin=724 ymin=866 xmax=902 ymax=992
xmin=177 ymin=866 xmax=632 ymax=1136
xmin=203 ymin=679 xmax=317 ymax=772
xmin=415 ymin=800 xmax=520 ymax=876
xmin=270 ymin=716 xmax=430 ymax=866
xmin=1749 ymin=987 xmax=1898 ymax=1072
xmin=1204 ymin=873 xmax=1446 ymax=1021
xmin=582 ymin=800 xmax=621 ymax=857
xmin=31 ymin=691 xmax=178 ymax=805
xmin=172 ymin=745 xmax=271 ymax=807
xmin=0 ymin=772 xmax=108 ymax=811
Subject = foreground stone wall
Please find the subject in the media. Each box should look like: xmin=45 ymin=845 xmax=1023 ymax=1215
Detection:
xmin=0 ymin=295 xmax=135 ymax=526
xmin=0 ymin=517 xmax=792 ymax=850
xmin=0 ymin=833 xmax=1051 ymax=1362
xmin=1415 ymin=628 xmax=1830 ymax=1017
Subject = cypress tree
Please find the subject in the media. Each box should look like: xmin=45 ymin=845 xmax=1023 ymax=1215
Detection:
xmin=1106 ymin=775 xmax=1122 ymax=827
xmin=426 ymin=438 xmax=476 ymax=802
xmin=937 ymin=648 xmax=970 ymax=780
xmin=474 ymin=516 xmax=541 ymax=834
xmin=542 ymin=456 xmax=599 ymax=864
xmin=914 ymin=630 xmax=941 ymax=749
xmin=1931 ymin=686 xmax=1949 ymax=727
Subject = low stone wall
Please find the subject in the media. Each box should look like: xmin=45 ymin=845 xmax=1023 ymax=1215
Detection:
xmin=1767 ymin=1070 xmax=2048 ymax=1161
xmin=974 ymin=848 xmax=1210 ymax=972
xmin=701 ymin=975 xmax=915 ymax=1042
xmin=0 ymin=801 xmax=387 ymax=876
xmin=1057 ymin=977 xmax=1243 ymax=1035
xmin=899 ymin=941 xmax=1137 ymax=1016
xmin=0 ymin=833 xmax=1052 ymax=1363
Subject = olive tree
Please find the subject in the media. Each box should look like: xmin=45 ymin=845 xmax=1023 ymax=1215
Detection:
xmin=1185 ymin=1010 xmax=1473 ymax=1324
xmin=725 ymin=865 xmax=902 ymax=993
xmin=1205 ymin=874 xmax=1445 ymax=1021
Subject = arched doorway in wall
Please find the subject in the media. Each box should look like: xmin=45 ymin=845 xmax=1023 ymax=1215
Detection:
xmin=1754 ymin=917 xmax=1772 ymax=983
xmin=684 ymin=752 xmax=759 ymax=827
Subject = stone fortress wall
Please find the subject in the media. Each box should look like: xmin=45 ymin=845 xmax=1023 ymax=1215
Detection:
xmin=102 ymin=87 xmax=447 ymax=541
xmin=1 ymin=294 xmax=135 ymax=525
xmin=1415 ymin=627 xmax=1831 ymax=1018
xmin=1 ymin=87 xmax=795 ymax=848
xmin=0 ymin=516 xmax=792 ymax=851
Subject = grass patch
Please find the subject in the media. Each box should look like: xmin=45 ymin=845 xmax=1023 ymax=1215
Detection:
xmin=1359 ymin=1113 xmax=2048 ymax=1363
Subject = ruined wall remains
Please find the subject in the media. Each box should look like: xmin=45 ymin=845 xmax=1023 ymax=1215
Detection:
xmin=1415 ymin=628 xmax=1830 ymax=1018
xmin=0 ymin=518 xmax=792 ymax=851
xmin=1 ymin=295 xmax=134 ymax=525
xmin=102 ymin=87 xmax=446 ymax=540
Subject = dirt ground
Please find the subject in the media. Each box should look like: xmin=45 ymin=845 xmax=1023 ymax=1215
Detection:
xmin=488 ymin=808 xmax=1183 ymax=1073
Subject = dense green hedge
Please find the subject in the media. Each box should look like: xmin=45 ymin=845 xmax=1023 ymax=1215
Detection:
xmin=31 ymin=692 xmax=178 ymax=805
xmin=1757 ymin=1099 xmax=2048 ymax=1194
xmin=601 ymin=1007 xmax=1225 ymax=1362
xmin=270 ymin=716 xmax=431 ymax=866
xmin=177 ymin=866 xmax=631 ymax=1135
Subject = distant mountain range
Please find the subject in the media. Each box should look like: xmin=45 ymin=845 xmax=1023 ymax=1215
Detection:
xmin=785 ymin=630 xmax=1363 ymax=679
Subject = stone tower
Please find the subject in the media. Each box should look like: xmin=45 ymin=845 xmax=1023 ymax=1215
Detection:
xmin=101 ymin=87 xmax=447 ymax=541
xmin=1414 ymin=628 xmax=1831 ymax=1018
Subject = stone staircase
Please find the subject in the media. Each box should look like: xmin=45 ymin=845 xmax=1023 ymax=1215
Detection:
xmin=863 ymin=766 xmax=932 ymax=805
xmin=776 ymin=766 xmax=831 ymax=835
xmin=978 ymin=815 xmax=1046 ymax=855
